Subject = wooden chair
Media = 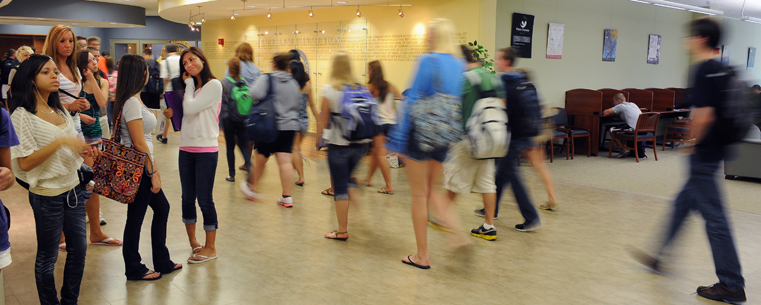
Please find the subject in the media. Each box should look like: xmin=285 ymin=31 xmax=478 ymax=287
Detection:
xmin=547 ymin=115 xmax=570 ymax=163
xmin=663 ymin=118 xmax=693 ymax=150
xmin=550 ymin=107 xmax=591 ymax=159
xmin=608 ymin=112 xmax=660 ymax=163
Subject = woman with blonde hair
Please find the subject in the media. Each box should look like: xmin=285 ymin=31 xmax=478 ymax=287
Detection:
xmin=364 ymin=60 xmax=401 ymax=194
xmin=43 ymin=25 xmax=121 ymax=251
xmin=225 ymin=42 xmax=262 ymax=86
xmin=315 ymin=51 xmax=372 ymax=240
xmin=386 ymin=18 xmax=469 ymax=269
xmin=15 ymin=46 xmax=34 ymax=63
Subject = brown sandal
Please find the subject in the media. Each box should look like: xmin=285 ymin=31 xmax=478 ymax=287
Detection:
xmin=324 ymin=230 xmax=348 ymax=241
xmin=321 ymin=188 xmax=334 ymax=196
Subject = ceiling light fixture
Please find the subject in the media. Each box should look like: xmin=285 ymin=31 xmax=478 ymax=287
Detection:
xmin=356 ymin=6 xmax=361 ymax=17
xmin=268 ymin=8 xmax=272 ymax=19
xmin=231 ymin=14 xmax=236 ymax=20
xmin=309 ymin=7 xmax=314 ymax=17
xmin=398 ymin=6 xmax=404 ymax=18
xmin=627 ymin=0 xmax=723 ymax=15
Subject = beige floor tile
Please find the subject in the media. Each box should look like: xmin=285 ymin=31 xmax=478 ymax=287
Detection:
xmin=1 ymin=135 xmax=759 ymax=304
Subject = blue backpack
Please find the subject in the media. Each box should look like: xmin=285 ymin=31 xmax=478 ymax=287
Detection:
xmin=331 ymin=85 xmax=382 ymax=141
xmin=245 ymin=74 xmax=278 ymax=143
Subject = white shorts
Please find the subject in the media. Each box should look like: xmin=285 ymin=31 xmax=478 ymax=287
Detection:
xmin=444 ymin=140 xmax=496 ymax=194
xmin=0 ymin=248 xmax=11 ymax=269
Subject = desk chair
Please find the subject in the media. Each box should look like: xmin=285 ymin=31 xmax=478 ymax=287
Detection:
xmin=548 ymin=116 xmax=570 ymax=163
xmin=663 ymin=119 xmax=693 ymax=150
xmin=551 ymin=107 xmax=591 ymax=159
xmin=609 ymin=112 xmax=660 ymax=163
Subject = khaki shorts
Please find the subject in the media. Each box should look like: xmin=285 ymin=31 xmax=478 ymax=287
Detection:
xmin=444 ymin=140 xmax=496 ymax=194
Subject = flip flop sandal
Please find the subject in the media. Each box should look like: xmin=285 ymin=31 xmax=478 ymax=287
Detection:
xmin=295 ymin=181 xmax=305 ymax=186
xmin=59 ymin=243 xmax=67 ymax=252
xmin=129 ymin=270 xmax=162 ymax=281
xmin=192 ymin=246 xmax=203 ymax=254
xmin=91 ymin=237 xmax=123 ymax=246
xmin=161 ymin=263 xmax=183 ymax=275
xmin=377 ymin=186 xmax=394 ymax=195
xmin=402 ymin=255 xmax=430 ymax=270
xmin=324 ymin=230 xmax=349 ymax=241
xmin=321 ymin=188 xmax=334 ymax=196
xmin=187 ymin=254 xmax=218 ymax=264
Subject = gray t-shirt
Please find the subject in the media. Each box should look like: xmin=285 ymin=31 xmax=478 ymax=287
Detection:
xmin=612 ymin=101 xmax=642 ymax=129
xmin=120 ymin=96 xmax=157 ymax=157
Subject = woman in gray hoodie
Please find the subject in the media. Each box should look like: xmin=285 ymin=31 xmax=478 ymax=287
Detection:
xmin=240 ymin=53 xmax=301 ymax=208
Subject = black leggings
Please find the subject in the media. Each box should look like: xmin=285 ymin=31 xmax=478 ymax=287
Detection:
xmin=223 ymin=119 xmax=252 ymax=177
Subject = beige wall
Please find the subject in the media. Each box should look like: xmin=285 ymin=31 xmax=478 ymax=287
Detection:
xmin=496 ymin=0 xmax=695 ymax=107
xmin=718 ymin=17 xmax=761 ymax=85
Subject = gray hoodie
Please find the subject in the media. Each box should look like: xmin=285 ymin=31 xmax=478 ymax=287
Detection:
xmin=249 ymin=71 xmax=301 ymax=131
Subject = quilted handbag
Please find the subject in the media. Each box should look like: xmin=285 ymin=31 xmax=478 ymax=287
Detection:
xmin=409 ymin=56 xmax=463 ymax=152
xmin=91 ymin=113 xmax=150 ymax=204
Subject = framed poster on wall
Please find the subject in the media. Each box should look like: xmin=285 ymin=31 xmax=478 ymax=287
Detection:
xmin=748 ymin=47 xmax=756 ymax=70
xmin=647 ymin=34 xmax=661 ymax=65
xmin=546 ymin=23 xmax=565 ymax=59
xmin=603 ymin=29 xmax=618 ymax=62
xmin=721 ymin=45 xmax=730 ymax=66
xmin=511 ymin=13 xmax=535 ymax=58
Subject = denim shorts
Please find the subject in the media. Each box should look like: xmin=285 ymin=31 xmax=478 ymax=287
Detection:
xmin=327 ymin=144 xmax=366 ymax=201
xmin=381 ymin=124 xmax=395 ymax=135
xmin=406 ymin=139 xmax=448 ymax=163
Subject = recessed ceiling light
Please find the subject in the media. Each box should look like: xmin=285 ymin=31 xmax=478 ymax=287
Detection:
xmin=248 ymin=5 xmax=256 ymax=7
xmin=37 ymin=18 xmax=46 ymax=20
xmin=337 ymin=1 xmax=348 ymax=3
xmin=72 ymin=23 xmax=79 ymax=25
xmin=129 ymin=25 xmax=135 ymax=27
xmin=110 ymin=22 xmax=117 ymax=24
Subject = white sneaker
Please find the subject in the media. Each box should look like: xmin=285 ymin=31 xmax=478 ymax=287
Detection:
xmin=277 ymin=196 xmax=293 ymax=208
xmin=239 ymin=182 xmax=262 ymax=201
xmin=99 ymin=209 xmax=107 ymax=226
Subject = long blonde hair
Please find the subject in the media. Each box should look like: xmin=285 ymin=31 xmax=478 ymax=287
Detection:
xmin=43 ymin=24 xmax=80 ymax=83
xmin=330 ymin=51 xmax=359 ymax=90
xmin=428 ymin=18 xmax=459 ymax=56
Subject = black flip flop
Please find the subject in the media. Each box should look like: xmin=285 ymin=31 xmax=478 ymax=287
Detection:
xmin=402 ymin=255 xmax=430 ymax=270
xmin=161 ymin=264 xmax=183 ymax=275
xmin=295 ymin=182 xmax=304 ymax=186
xmin=128 ymin=270 xmax=163 ymax=281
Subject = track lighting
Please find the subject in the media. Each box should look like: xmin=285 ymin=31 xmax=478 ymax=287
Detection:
xmin=231 ymin=14 xmax=235 ymax=20
xmin=356 ymin=6 xmax=361 ymax=17
xmin=268 ymin=8 xmax=272 ymax=19
xmin=398 ymin=6 xmax=404 ymax=18
xmin=309 ymin=7 xmax=313 ymax=17
xmin=201 ymin=18 xmax=205 ymax=23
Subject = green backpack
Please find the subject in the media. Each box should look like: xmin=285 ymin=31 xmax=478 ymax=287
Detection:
xmin=226 ymin=77 xmax=254 ymax=116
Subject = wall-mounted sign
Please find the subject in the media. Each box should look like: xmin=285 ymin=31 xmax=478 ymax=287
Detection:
xmin=603 ymin=29 xmax=618 ymax=62
xmin=747 ymin=47 xmax=755 ymax=70
xmin=218 ymin=38 xmax=224 ymax=46
xmin=511 ymin=13 xmax=535 ymax=58
xmin=647 ymin=34 xmax=661 ymax=65
xmin=546 ymin=23 xmax=565 ymax=59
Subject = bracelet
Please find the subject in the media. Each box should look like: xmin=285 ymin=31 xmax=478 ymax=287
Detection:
xmin=145 ymin=170 xmax=158 ymax=177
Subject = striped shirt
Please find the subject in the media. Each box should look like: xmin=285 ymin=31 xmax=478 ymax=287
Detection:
xmin=58 ymin=71 xmax=83 ymax=129
xmin=11 ymin=108 xmax=82 ymax=196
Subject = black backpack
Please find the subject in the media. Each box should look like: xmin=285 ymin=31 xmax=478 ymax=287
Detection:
xmin=145 ymin=59 xmax=164 ymax=95
xmin=502 ymin=73 xmax=542 ymax=138
xmin=710 ymin=66 xmax=753 ymax=145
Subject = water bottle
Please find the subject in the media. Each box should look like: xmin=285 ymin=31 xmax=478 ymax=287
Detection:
xmin=86 ymin=180 xmax=95 ymax=192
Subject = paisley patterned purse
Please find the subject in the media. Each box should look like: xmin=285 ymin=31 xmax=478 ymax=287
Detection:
xmin=91 ymin=114 xmax=149 ymax=204
xmin=409 ymin=56 xmax=463 ymax=152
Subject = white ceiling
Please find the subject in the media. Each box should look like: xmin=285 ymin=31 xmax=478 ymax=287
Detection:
xmin=86 ymin=0 xmax=160 ymax=16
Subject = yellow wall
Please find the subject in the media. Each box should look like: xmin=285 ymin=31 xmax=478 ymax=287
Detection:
xmin=201 ymin=0 xmax=488 ymax=90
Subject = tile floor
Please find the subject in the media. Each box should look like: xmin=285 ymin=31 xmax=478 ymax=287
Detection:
xmin=2 ymin=135 xmax=761 ymax=305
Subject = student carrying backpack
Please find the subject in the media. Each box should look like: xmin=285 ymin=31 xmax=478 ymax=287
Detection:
xmin=331 ymin=84 xmax=382 ymax=141
xmin=708 ymin=66 xmax=753 ymax=145
xmin=224 ymin=76 xmax=254 ymax=123
xmin=145 ymin=59 xmax=163 ymax=95
xmin=501 ymin=72 xmax=542 ymax=139
xmin=464 ymin=70 xmax=509 ymax=159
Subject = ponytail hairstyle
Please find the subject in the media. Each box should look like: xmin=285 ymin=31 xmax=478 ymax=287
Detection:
xmin=112 ymin=54 xmax=147 ymax=119
xmin=289 ymin=60 xmax=309 ymax=89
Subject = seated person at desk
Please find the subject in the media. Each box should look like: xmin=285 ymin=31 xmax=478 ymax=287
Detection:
xmin=603 ymin=93 xmax=645 ymax=158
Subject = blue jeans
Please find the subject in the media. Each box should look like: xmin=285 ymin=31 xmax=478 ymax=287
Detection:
xmin=222 ymin=119 xmax=251 ymax=177
xmin=123 ymin=174 xmax=175 ymax=279
xmin=107 ymin=101 xmax=114 ymax=130
xmin=29 ymin=186 xmax=89 ymax=305
xmin=494 ymin=137 xmax=538 ymax=223
xmin=658 ymin=149 xmax=744 ymax=289
xmin=327 ymin=145 xmax=366 ymax=201
xmin=179 ymin=151 xmax=218 ymax=231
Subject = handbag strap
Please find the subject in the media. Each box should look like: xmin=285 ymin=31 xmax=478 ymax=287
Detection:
xmin=111 ymin=112 xmax=123 ymax=143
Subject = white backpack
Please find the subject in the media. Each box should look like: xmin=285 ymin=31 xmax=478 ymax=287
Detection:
xmin=464 ymin=71 xmax=510 ymax=159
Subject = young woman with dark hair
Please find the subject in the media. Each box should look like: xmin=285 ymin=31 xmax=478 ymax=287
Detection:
xmin=178 ymin=46 xmax=222 ymax=264
xmin=364 ymin=60 xmax=400 ymax=194
xmin=240 ymin=53 xmax=301 ymax=207
xmin=115 ymin=54 xmax=181 ymax=281
xmin=220 ymin=57 xmax=252 ymax=182
xmin=9 ymin=54 xmax=98 ymax=304
xmin=289 ymin=59 xmax=318 ymax=186
xmin=76 ymin=50 xmax=108 ymax=144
